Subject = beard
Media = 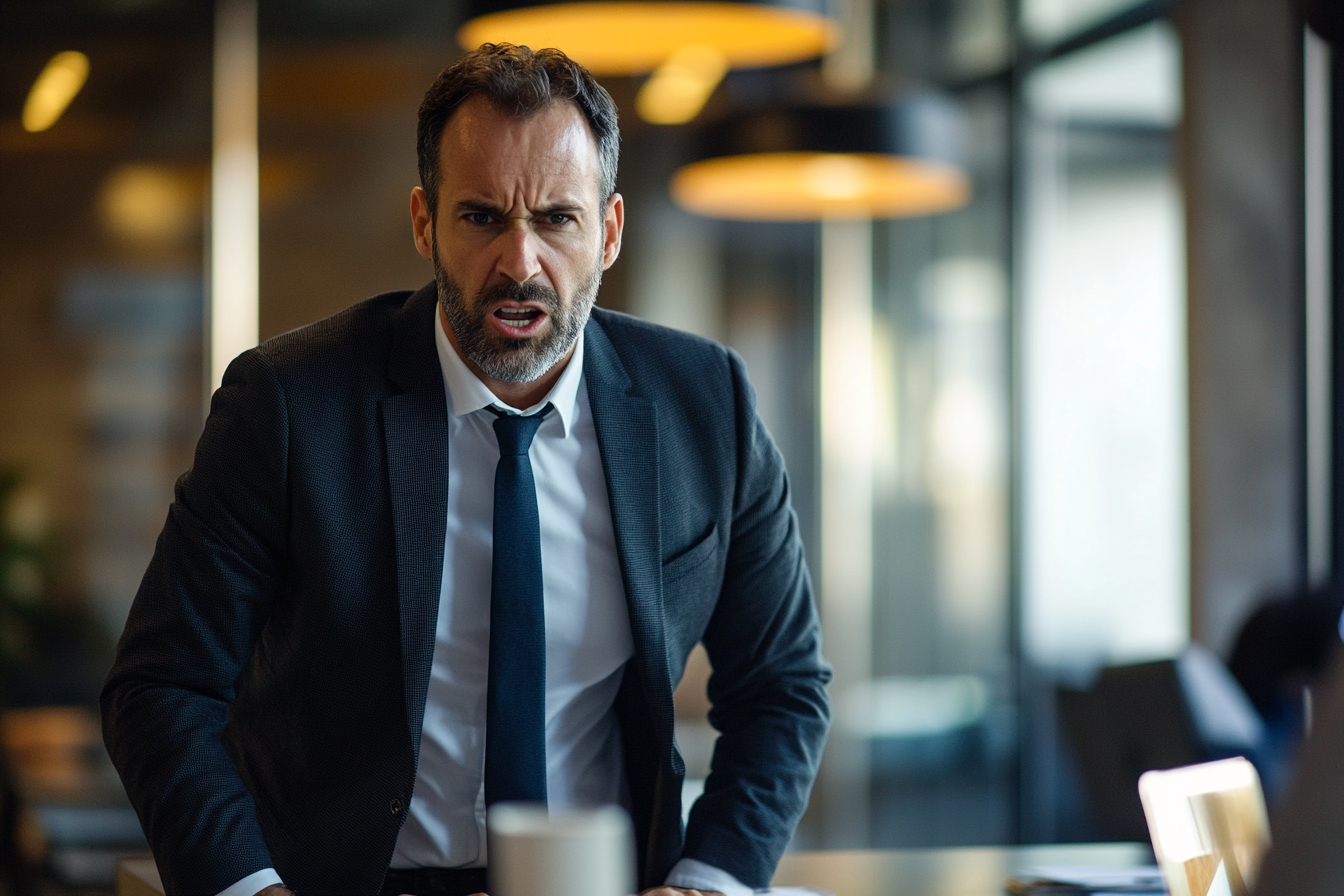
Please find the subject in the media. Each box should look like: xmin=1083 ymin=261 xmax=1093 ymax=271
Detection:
xmin=433 ymin=239 xmax=603 ymax=384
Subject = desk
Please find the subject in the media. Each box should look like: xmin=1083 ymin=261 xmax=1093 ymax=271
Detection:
xmin=119 ymin=843 xmax=1152 ymax=896
xmin=771 ymin=843 xmax=1153 ymax=896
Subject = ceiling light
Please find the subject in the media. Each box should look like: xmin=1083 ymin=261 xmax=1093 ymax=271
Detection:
xmin=672 ymin=99 xmax=972 ymax=221
xmin=23 ymin=51 xmax=90 ymax=133
xmin=674 ymin=152 xmax=968 ymax=220
xmin=458 ymin=1 xmax=835 ymax=122
xmin=459 ymin=2 xmax=835 ymax=75
xmin=100 ymin=165 xmax=201 ymax=244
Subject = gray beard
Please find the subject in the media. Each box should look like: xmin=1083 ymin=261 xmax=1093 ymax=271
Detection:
xmin=433 ymin=242 xmax=602 ymax=384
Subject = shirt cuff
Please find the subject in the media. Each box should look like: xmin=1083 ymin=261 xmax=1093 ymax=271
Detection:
xmin=665 ymin=857 xmax=755 ymax=896
xmin=216 ymin=868 xmax=284 ymax=896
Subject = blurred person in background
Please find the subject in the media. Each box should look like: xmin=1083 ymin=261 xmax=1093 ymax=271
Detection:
xmin=101 ymin=43 xmax=830 ymax=896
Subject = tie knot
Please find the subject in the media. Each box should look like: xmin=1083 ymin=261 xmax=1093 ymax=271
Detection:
xmin=492 ymin=404 xmax=551 ymax=455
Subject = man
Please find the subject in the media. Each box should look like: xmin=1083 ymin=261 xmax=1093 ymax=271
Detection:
xmin=102 ymin=44 xmax=830 ymax=896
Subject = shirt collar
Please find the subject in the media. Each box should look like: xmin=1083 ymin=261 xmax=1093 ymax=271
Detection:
xmin=433 ymin=305 xmax=583 ymax=437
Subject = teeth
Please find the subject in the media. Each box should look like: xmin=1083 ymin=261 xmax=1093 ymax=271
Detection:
xmin=496 ymin=308 xmax=541 ymax=329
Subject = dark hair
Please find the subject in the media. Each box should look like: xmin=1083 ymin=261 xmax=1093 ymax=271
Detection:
xmin=417 ymin=43 xmax=620 ymax=213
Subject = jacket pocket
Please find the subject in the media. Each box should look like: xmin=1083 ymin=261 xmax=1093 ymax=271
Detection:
xmin=662 ymin=523 xmax=719 ymax=584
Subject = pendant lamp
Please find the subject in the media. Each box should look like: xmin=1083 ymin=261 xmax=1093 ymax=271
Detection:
xmin=458 ymin=0 xmax=837 ymax=123
xmin=1305 ymin=0 xmax=1341 ymax=45
xmin=671 ymin=93 xmax=972 ymax=221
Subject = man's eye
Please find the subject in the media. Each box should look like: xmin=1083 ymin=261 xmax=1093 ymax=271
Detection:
xmin=546 ymin=214 xmax=572 ymax=225
xmin=464 ymin=212 xmax=492 ymax=225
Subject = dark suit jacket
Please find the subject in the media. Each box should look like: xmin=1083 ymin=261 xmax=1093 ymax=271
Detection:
xmin=101 ymin=283 xmax=831 ymax=896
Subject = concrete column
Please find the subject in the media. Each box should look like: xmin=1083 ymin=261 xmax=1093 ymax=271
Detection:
xmin=1181 ymin=0 xmax=1305 ymax=655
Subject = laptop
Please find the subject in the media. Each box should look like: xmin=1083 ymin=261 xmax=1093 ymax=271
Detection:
xmin=1139 ymin=757 xmax=1269 ymax=896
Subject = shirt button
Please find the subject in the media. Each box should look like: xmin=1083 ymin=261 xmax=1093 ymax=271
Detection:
xmin=390 ymin=797 xmax=405 ymax=815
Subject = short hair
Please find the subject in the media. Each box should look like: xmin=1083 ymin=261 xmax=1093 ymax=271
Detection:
xmin=417 ymin=43 xmax=620 ymax=213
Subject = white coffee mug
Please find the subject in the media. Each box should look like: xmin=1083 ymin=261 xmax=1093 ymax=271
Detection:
xmin=487 ymin=803 xmax=636 ymax=896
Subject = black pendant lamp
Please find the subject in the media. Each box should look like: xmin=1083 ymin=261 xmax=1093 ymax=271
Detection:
xmin=672 ymin=92 xmax=972 ymax=221
xmin=1306 ymin=0 xmax=1341 ymax=46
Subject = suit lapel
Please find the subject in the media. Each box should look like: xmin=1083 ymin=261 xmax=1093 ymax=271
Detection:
xmin=583 ymin=315 xmax=674 ymax=731
xmin=381 ymin=283 xmax=449 ymax=755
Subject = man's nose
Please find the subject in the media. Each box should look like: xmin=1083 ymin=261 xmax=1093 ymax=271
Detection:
xmin=494 ymin=224 xmax=543 ymax=284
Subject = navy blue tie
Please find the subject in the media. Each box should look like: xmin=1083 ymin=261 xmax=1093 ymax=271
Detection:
xmin=485 ymin=404 xmax=552 ymax=807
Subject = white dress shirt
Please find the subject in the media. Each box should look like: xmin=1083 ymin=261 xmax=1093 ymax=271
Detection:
xmin=390 ymin=314 xmax=635 ymax=866
xmin=219 ymin=313 xmax=750 ymax=896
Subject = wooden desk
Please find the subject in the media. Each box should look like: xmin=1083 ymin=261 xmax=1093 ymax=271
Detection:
xmin=120 ymin=843 xmax=1152 ymax=896
xmin=772 ymin=843 xmax=1153 ymax=896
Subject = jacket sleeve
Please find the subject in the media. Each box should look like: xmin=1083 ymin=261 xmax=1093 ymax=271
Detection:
xmin=681 ymin=349 xmax=832 ymax=888
xmin=101 ymin=350 xmax=290 ymax=896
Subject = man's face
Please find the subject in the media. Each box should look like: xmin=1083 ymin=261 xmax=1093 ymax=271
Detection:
xmin=412 ymin=95 xmax=623 ymax=385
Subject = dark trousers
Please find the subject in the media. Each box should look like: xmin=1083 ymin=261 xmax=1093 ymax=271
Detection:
xmin=380 ymin=867 xmax=489 ymax=896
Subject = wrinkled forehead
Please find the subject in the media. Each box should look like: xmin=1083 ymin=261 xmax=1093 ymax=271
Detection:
xmin=438 ymin=96 xmax=602 ymax=199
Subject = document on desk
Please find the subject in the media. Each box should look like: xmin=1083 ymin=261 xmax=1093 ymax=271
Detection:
xmin=1005 ymin=864 xmax=1167 ymax=894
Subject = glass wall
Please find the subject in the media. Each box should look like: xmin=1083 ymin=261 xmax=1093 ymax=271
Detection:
xmin=1016 ymin=6 xmax=1188 ymax=843
xmin=1020 ymin=20 xmax=1188 ymax=668
xmin=860 ymin=82 xmax=1014 ymax=846
xmin=1021 ymin=0 xmax=1156 ymax=44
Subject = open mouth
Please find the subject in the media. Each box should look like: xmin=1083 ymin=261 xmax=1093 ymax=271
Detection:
xmin=495 ymin=307 xmax=543 ymax=329
xmin=488 ymin=303 xmax=549 ymax=339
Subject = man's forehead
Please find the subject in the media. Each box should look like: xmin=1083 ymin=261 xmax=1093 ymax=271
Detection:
xmin=437 ymin=96 xmax=602 ymax=200
xmin=441 ymin=97 xmax=595 ymax=159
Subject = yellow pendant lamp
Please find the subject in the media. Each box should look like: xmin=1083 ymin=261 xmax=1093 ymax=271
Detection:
xmin=457 ymin=0 xmax=837 ymax=123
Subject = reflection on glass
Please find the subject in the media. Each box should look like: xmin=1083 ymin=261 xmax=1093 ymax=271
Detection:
xmin=947 ymin=0 xmax=1011 ymax=78
xmin=99 ymin=165 xmax=202 ymax=245
xmin=63 ymin=272 xmax=203 ymax=634
xmin=840 ymin=675 xmax=989 ymax=738
xmin=1021 ymin=0 xmax=1150 ymax=44
xmin=22 ymin=51 xmax=90 ymax=133
xmin=1021 ymin=20 xmax=1188 ymax=665
xmin=1026 ymin=22 xmax=1180 ymax=125
xmin=923 ymin=258 xmax=1007 ymax=635
xmin=864 ymin=81 xmax=1013 ymax=847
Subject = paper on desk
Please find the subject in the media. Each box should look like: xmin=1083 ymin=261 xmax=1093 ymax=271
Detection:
xmin=1008 ymin=865 xmax=1166 ymax=893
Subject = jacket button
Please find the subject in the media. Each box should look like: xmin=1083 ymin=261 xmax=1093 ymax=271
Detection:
xmin=390 ymin=797 xmax=405 ymax=815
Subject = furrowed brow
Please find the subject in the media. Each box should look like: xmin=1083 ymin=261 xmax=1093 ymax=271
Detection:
xmin=535 ymin=203 xmax=584 ymax=217
xmin=455 ymin=199 xmax=504 ymax=216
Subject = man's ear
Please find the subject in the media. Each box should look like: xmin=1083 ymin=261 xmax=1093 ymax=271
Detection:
xmin=411 ymin=186 xmax=434 ymax=261
xmin=602 ymin=192 xmax=624 ymax=270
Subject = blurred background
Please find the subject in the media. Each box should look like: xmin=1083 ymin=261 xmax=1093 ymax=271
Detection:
xmin=0 ymin=0 xmax=1340 ymax=891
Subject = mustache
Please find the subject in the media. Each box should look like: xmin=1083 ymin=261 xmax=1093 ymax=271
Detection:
xmin=476 ymin=278 xmax=561 ymax=311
